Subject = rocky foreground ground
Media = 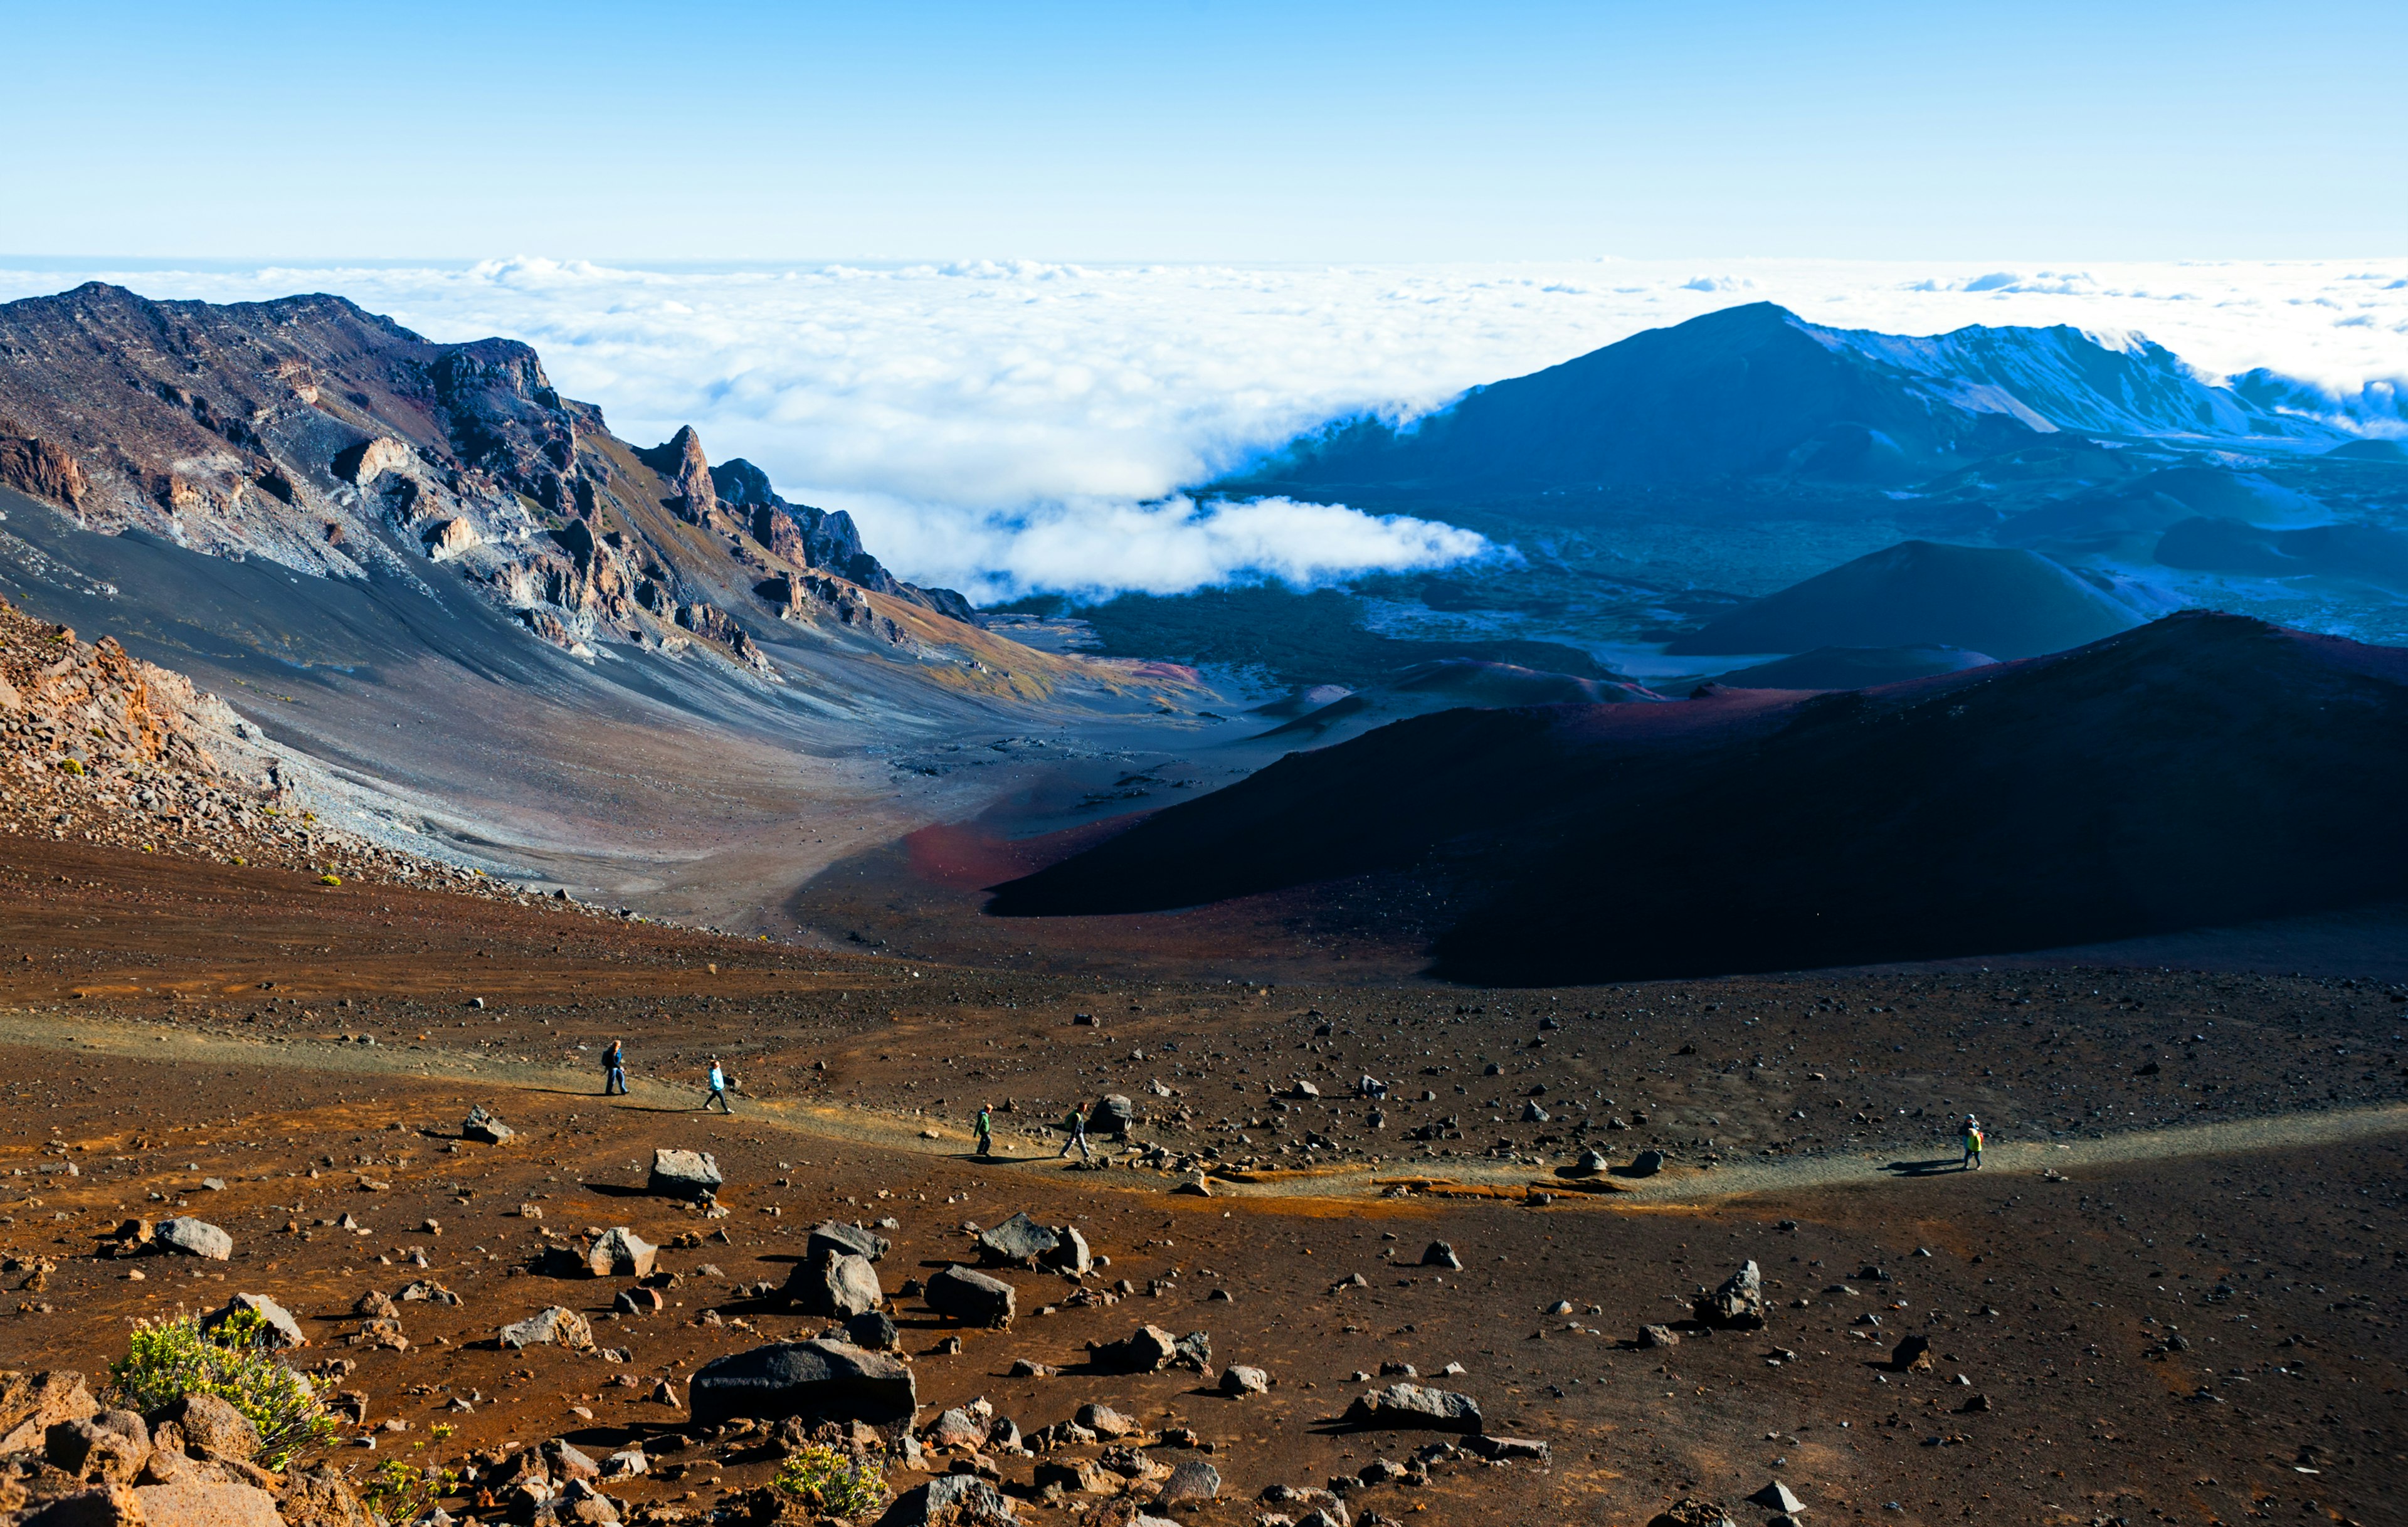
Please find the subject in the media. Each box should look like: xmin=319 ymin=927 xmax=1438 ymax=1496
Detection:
xmin=0 ymin=835 xmax=2401 ymax=1527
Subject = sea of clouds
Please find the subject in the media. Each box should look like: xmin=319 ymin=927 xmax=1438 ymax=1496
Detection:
xmin=2 ymin=257 xmax=2401 ymax=600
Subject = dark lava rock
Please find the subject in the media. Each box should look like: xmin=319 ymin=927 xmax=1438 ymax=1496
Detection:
xmin=807 ymin=1220 xmax=890 ymax=1264
xmin=786 ymin=1250 xmax=883 ymax=1319
xmin=689 ymin=1339 xmax=917 ymax=1427
xmin=926 ymin=1266 xmax=1016 ymax=1329
xmin=976 ymin=1212 xmax=1060 ymax=1268
xmin=1629 ymin=1149 xmax=1667 ymax=1176
xmin=1693 ymin=1260 xmax=1767 ymax=1329
xmin=1419 ymin=1241 xmax=1462 ymax=1270
xmin=463 ymin=1106 xmax=514 ymax=1145
xmin=1341 ymin=1383 xmax=1483 ymax=1434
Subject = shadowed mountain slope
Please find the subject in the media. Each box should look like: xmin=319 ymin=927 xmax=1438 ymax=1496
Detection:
xmin=1665 ymin=539 xmax=2143 ymax=658
xmin=1223 ymin=303 xmax=2338 ymax=497
xmin=990 ymin=613 xmax=2408 ymax=982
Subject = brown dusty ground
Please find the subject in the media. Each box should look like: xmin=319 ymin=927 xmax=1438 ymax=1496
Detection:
xmin=0 ymin=835 xmax=2403 ymax=1527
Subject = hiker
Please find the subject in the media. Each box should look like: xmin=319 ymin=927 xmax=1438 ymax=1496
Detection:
xmin=974 ymin=1104 xmax=994 ymax=1159
xmin=1961 ymin=1114 xmax=1984 ymax=1170
xmin=602 ymin=1038 xmax=626 ymax=1096
xmin=1057 ymin=1103 xmax=1092 ymax=1161
xmin=703 ymin=1057 xmax=732 ymax=1113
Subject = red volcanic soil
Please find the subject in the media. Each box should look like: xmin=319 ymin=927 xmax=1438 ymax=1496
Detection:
xmin=990 ymin=615 xmax=2408 ymax=985
xmin=1 ymin=830 xmax=2406 ymax=1526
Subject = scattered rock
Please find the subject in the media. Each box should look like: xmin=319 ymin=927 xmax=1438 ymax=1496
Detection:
xmin=1748 ymin=1481 xmax=1806 ymax=1514
xmin=1092 ymin=1324 xmax=1180 ymax=1373
xmin=155 ymin=1218 xmax=233 ymax=1261
xmin=1419 ymin=1242 xmax=1461 ymax=1271
xmin=584 ymin=1228 xmax=656 ymax=1279
xmin=1890 ymin=1333 xmax=1933 ymax=1373
xmin=1156 ymin=1460 xmax=1220 ymax=1506
xmin=1639 ymin=1325 xmax=1680 ymax=1349
xmin=146 ymin=1395 xmax=259 ymax=1463
xmin=1630 ymin=1149 xmax=1667 ymax=1176
xmin=789 ymin=1250 xmax=884 ymax=1319
xmin=845 ymin=1310 xmax=900 ymax=1351
xmin=1075 ymin=1403 xmax=1139 ymax=1439
xmin=1219 ymin=1365 xmax=1270 ymax=1396
xmin=1341 ymin=1383 xmax=1482 ymax=1434
xmin=976 ymin=1213 xmax=1061 ymax=1268
xmin=1694 ymin=1261 xmax=1768 ymax=1329
xmin=647 ymin=1148 xmax=722 ymax=1200
xmin=136 ymin=1476 xmax=287 ymax=1527
xmin=875 ymin=1472 xmax=1016 ymax=1526
xmin=499 ymin=1307 xmax=594 ymax=1351
xmin=276 ymin=1464 xmax=380 ymax=1527
xmin=462 ymin=1106 xmax=514 ymax=1145
xmin=806 ymin=1221 xmax=890 ymax=1264
xmin=690 ymin=1339 xmax=918 ymax=1427
xmin=200 ymin=1294 xmax=306 ymax=1350
xmin=926 ymin=1266 xmax=1015 ymax=1329
xmin=1647 ymin=1497 xmax=1737 ymax=1527
xmin=1087 ymin=1096 xmax=1137 ymax=1136
xmin=1469 ymin=1435 xmax=1550 ymax=1462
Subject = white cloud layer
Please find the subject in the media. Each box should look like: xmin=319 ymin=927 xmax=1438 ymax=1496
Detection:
xmin=2 ymin=257 xmax=2403 ymax=598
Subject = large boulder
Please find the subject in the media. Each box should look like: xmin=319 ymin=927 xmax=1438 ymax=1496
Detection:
xmin=975 ymin=1213 xmax=1060 ymax=1268
xmin=875 ymin=1473 xmax=1017 ymax=1526
xmin=1889 ymin=1333 xmax=1933 ymax=1372
xmin=0 ymin=1371 xmax=98 ymax=1452
xmin=1041 ymin=1225 xmax=1092 ymax=1275
xmin=145 ymin=1395 xmax=260 ymax=1462
xmin=925 ymin=1267 xmax=1015 ymax=1329
xmin=1218 ymin=1365 xmax=1269 ymax=1397
xmin=1092 ymin=1324 xmax=1179 ymax=1373
xmin=199 ymin=1294 xmax=306 ymax=1350
xmin=499 ymin=1307 xmax=594 ymax=1351
xmin=155 ymin=1219 xmax=233 ymax=1261
xmin=132 ymin=1477 xmax=286 ymax=1527
xmin=45 ymin=1412 xmax=149 ymax=1484
xmin=689 ymin=1340 xmax=917 ymax=1427
xmin=277 ymin=1466 xmax=381 ymax=1527
xmin=1692 ymin=1261 xmax=1766 ymax=1330
xmin=806 ymin=1221 xmax=890 ymax=1264
xmin=584 ymin=1228 xmax=657 ymax=1279
xmin=1155 ymin=1461 xmax=1220 ymax=1506
xmin=1341 ymin=1383 xmax=1484 ymax=1434
xmin=648 ymin=1149 xmax=721 ymax=1200
xmin=786 ymin=1252 xmax=882 ymax=1319
xmin=1087 ymin=1096 xmax=1136 ymax=1136
xmin=463 ymin=1106 xmax=515 ymax=1144
xmin=1629 ymin=1149 xmax=1667 ymax=1176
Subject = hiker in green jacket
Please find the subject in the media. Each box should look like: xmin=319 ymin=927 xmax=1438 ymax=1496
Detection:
xmin=974 ymin=1104 xmax=994 ymax=1159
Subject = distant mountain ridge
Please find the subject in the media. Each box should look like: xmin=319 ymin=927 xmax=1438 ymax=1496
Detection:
xmin=1223 ymin=302 xmax=2347 ymax=497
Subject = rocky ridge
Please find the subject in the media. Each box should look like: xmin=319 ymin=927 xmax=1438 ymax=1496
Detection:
xmin=0 ymin=284 xmax=971 ymax=676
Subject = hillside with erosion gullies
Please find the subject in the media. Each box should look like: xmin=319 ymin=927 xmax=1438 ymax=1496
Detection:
xmin=0 ymin=285 xmax=1218 ymax=931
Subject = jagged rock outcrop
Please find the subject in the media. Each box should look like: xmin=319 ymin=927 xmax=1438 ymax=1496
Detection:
xmin=0 ymin=283 xmax=979 ymax=682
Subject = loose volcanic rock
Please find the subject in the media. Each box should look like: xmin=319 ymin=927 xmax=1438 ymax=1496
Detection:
xmin=1092 ymin=1324 xmax=1180 ymax=1373
xmin=1087 ymin=1095 xmax=1137 ymax=1136
xmin=1040 ymin=1225 xmax=1092 ymax=1275
xmin=1649 ymin=1498 xmax=1739 ymax=1527
xmin=199 ymin=1294 xmax=307 ymax=1350
xmin=1419 ymin=1242 xmax=1462 ymax=1271
xmin=1639 ymin=1324 xmax=1681 ymax=1349
xmin=396 ymin=1281 xmax=460 ymax=1306
xmin=1 ymin=1372 xmax=100 ymax=1452
xmin=976 ymin=1212 xmax=1061 ymax=1268
xmin=462 ymin=1106 xmax=515 ymax=1145
xmin=155 ymin=1218 xmax=233 ymax=1261
xmin=926 ymin=1266 xmax=1015 ymax=1329
xmin=584 ymin=1228 xmax=657 ymax=1279
xmin=806 ymin=1220 xmax=890 ymax=1264
xmin=1630 ymin=1149 xmax=1667 ymax=1176
xmin=875 ymin=1472 xmax=1017 ymax=1526
xmin=647 ymin=1149 xmax=722 ymax=1199
xmin=844 ymin=1311 xmax=900 ymax=1351
xmin=1156 ymin=1461 xmax=1221 ymax=1506
xmin=45 ymin=1411 xmax=150 ymax=1484
xmin=1891 ymin=1333 xmax=1935 ymax=1372
xmin=1075 ymin=1403 xmax=1139 ymax=1440
xmin=1342 ymin=1383 xmax=1484 ymax=1434
xmin=788 ymin=1250 xmax=883 ymax=1319
xmin=690 ymin=1339 xmax=919 ymax=1428
xmin=499 ymin=1307 xmax=594 ymax=1351
xmin=1694 ymin=1260 xmax=1768 ymax=1329
xmin=1748 ymin=1481 xmax=1807 ymax=1514
xmin=1570 ymin=1148 xmax=1612 ymax=1176
xmin=1219 ymin=1365 xmax=1270 ymax=1396
xmin=1470 ymin=1435 xmax=1550 ymax=1462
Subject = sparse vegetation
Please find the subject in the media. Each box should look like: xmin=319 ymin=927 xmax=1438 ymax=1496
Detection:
xmin=771 ymin=1444 xmax=889 ymax=1520
xmin=108 ymin=1309 xmax=335 ymax=1468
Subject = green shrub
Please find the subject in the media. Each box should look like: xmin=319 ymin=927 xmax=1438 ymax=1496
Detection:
xmin=108 ymin=1310 xmax=335 ymax=1468
xmin=360 ymin=1457 xmax=459 ymax=1521
xmin=771 ymin=1444 xmax=889 ymax=1520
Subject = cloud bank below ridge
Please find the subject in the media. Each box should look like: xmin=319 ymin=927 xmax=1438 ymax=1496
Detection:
xmin=1 ymin=257 xmax=2400 ymax=600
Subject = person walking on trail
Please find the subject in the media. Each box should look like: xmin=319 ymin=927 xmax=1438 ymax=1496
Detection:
xmin=974 ymin=1104 xmax=995 ymax=1159
xmin=1961 ymin=1114 xmax=1985 ymax=1170
xmin=602 ymin=1039 xmax=627 ymax=1096
xmin=702 ymin=1058 xmax=733 ymax=1113
xmin=1057 ymin=1104 xmax=1091 ymax=1162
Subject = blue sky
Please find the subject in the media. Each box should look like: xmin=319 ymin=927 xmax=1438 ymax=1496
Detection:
xmin=6 ymin=0 xmax=2402 ymax=262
